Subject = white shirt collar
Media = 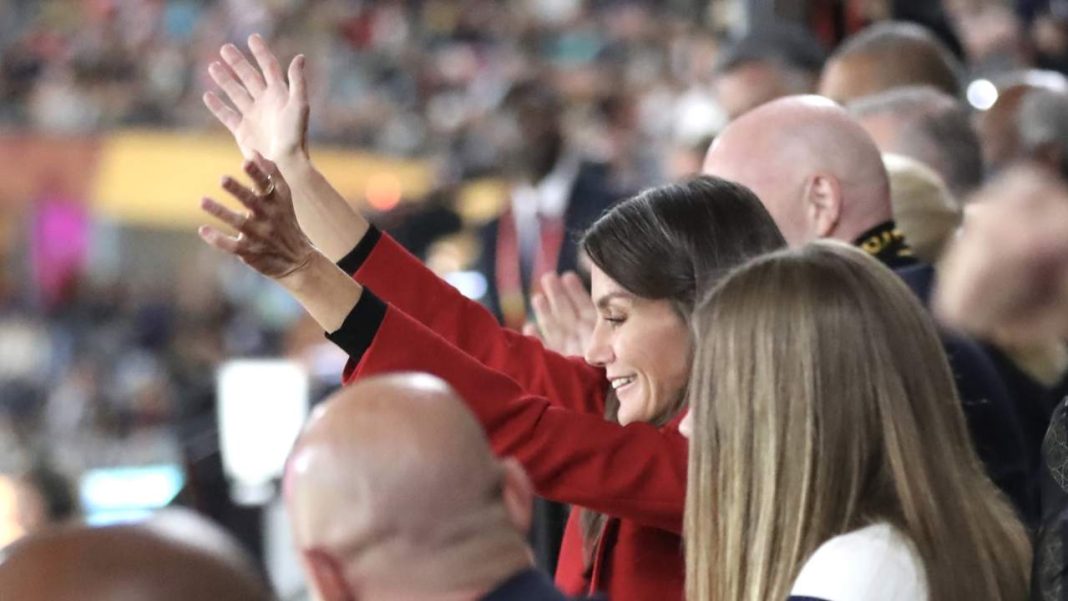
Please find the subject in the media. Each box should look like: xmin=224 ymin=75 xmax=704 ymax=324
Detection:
xmin=511 ymin=153 xmax=582 ymax=221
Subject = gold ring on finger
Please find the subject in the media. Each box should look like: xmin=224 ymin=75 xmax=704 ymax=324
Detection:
xmin=262 ymin=175 xmax=275 ymax=197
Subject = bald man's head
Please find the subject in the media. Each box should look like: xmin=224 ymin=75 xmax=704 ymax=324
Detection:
xmin=819 ymin=21 xmax=962 ymax=104
xmin=702 ymin=95 xmax=891 ymax=246
xmin=285 ymin=373 xmax=533 ymax=600
xmin=0 ymin=510 xmax=273 ymax=601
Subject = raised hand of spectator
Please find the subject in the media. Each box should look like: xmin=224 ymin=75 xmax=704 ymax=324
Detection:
xmin=934 ymin=165 xmax=1068 ymax=344
xmin=204 ymin=34 xmax=308 ymax=162
xmin=522 ymin=272 xmax=596 ymax=358
xmin=198 ymin=155 xmax=315 ymax=280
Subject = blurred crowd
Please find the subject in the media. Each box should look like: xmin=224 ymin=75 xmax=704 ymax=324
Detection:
xmin=0 ymin=0 xmax=724 ymax=185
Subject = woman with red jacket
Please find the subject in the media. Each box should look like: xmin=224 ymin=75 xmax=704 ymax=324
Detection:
xmin=198 ymin=38 xmax=786 ymax=600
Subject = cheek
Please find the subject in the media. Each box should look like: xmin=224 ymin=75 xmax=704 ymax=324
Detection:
xmin=629 ymin=331 xmax=691 ymax=396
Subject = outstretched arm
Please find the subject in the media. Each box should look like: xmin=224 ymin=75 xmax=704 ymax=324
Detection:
xmin=198 ymin=156 xmax=360 ymax=333
xmin=198 ymin=161 xmax=687 ymax=530
xmin=203 ymin=37 xmax=607 ymax=411
xmin=203 ymin=34 xmax=367 ymax=262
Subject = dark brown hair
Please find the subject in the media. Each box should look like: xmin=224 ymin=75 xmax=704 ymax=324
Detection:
xmin=576 ymin=174 xmax=787 ymax=562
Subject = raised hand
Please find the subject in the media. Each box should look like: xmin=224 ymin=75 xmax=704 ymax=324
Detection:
xmin=523 ymin=272 xmax=597 ymax=357
xmin=199 ymin=155 xmax=315 ymax=280
xmin=204 ymin=34 xmax=308 ymax=162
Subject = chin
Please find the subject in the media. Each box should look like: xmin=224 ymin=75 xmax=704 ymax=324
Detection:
xmin=616 ymin=402 xmax=648 ymax=426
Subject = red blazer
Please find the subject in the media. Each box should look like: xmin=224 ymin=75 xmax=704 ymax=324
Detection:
xmin=333 ymin=230 xmax=687 ymax=601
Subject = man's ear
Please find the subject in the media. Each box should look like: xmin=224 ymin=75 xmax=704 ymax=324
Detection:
xmin=803 ymin=174 xmax=843 ymax=239
xmin=303 ymin=548 xmax=357 ymax=601
xmin=500 ymin=457 xmax=534 ymax=534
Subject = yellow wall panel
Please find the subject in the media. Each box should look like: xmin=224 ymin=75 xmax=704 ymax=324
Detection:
xmin=92 ymin=130 xmax=434 ymax=229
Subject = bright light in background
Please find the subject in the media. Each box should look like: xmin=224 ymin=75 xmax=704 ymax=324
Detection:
xmin=444 ymin=270 xmax=489 ymax=300
xmin=0 ymin=475 xmax=26 ymax=547
xmin=967 ymin=79 xmax=999 ymax=111
xmin=217 ymin=360 xmax=308 ymax=506
xmin=79 ymin=465 xmax=185 ymax=526
xmin=365 ymin=172 xmax=403 ymax=212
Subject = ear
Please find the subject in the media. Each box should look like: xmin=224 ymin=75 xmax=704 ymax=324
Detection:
xmin=500 ymin=457 xmax=534 ymax=534
xmin=803 ymin=174 xmax=843 ymax=239
xmin=303 ymin=548 xmax=357 ymax=601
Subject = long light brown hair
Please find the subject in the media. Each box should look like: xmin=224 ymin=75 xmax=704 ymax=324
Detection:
xmin=684 ymin=242 xmax=1030 ymax=601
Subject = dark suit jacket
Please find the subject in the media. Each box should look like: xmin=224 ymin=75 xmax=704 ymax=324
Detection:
xmin=483 ymin=569 xmax=589 ymax=601
xmin=477 ymin=161 xmax=622 ymax=322
xmin=896 ymin=263 xmax=1036 ymax=526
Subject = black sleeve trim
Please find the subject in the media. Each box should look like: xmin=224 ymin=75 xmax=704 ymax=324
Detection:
xmin=325 ymin=289 xmax=387 ymax=362
xmin=336 ymin=226 xmax=382 ymax=275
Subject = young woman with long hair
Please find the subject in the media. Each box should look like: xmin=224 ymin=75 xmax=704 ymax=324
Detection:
xmin=684 ymin=242 xmax=1031 ymax=601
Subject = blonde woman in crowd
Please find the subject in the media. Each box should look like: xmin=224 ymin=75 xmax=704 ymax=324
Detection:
xmin=683 ymin=242 xmax=1031 ymax=601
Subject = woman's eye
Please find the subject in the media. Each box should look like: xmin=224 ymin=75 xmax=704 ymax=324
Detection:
xmin=604 ymin=316 xmax=626 ymax=327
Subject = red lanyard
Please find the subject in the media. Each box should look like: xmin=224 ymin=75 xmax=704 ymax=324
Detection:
xmin=495 ymin=209 xmax=566 ymax=329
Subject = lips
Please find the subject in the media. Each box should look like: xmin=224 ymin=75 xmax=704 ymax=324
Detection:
xmin=610 ymin=375 xmax=637 ymax=391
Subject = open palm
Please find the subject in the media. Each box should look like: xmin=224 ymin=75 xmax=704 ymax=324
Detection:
xmin=203 ymin=34 xmax=308 ymax=162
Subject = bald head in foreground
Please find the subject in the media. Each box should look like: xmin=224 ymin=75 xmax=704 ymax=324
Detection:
xmin=0 ymin=508 xmax=273 ymax=601
xmin=703 ymin=95 xmax=892 ymax=249
xmin=285 ymin=372 xmax=569 ymax=601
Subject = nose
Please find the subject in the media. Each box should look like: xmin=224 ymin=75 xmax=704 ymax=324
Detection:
xmin=584 ymin=321 xmax=614 ymax=367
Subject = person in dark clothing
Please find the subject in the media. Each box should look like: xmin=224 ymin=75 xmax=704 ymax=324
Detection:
xmin=702 ymin=95 xmax=1035 ymax=524
xmin=476 ymin=80 xmax=623 ymax=332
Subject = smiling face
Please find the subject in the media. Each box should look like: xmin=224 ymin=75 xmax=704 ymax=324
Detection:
xmin=584 ymin=264 xmax=692 ymax=426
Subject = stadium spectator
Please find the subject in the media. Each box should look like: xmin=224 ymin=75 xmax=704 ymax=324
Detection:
xmin=286 ymin=372 xmax=575 ymax=600
xmin=849 ymin=85 xmax=984 ymax=199
xmin=0 ymin=508 xmax=274 ymax=600
xmin=819 ymin=21 xmax=964 ymax=103
xmin=701 ymin=95 xmax=1034 ymax=522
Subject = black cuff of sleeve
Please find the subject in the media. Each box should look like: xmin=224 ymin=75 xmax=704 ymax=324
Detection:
xmin=325 ymin=289 xmax=387 ymax=362
xmin=337 ymin=226 xmax=382 ymax=275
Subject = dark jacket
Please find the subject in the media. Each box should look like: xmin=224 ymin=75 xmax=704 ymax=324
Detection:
xmin=483 ymin=569 xmax=586 ymax=601
xmin=476 ymin=161 xmax=621 ymax=322
xmin=896 ymin=262 xmax=1035 ymax=525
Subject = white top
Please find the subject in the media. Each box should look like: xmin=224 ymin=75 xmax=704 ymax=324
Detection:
xmin=788 ymin=523 xmax=928 ymax=601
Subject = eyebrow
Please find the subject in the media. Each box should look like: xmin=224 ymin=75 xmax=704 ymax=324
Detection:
xmin=595 ymin=292 xmax=634 ymax=311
